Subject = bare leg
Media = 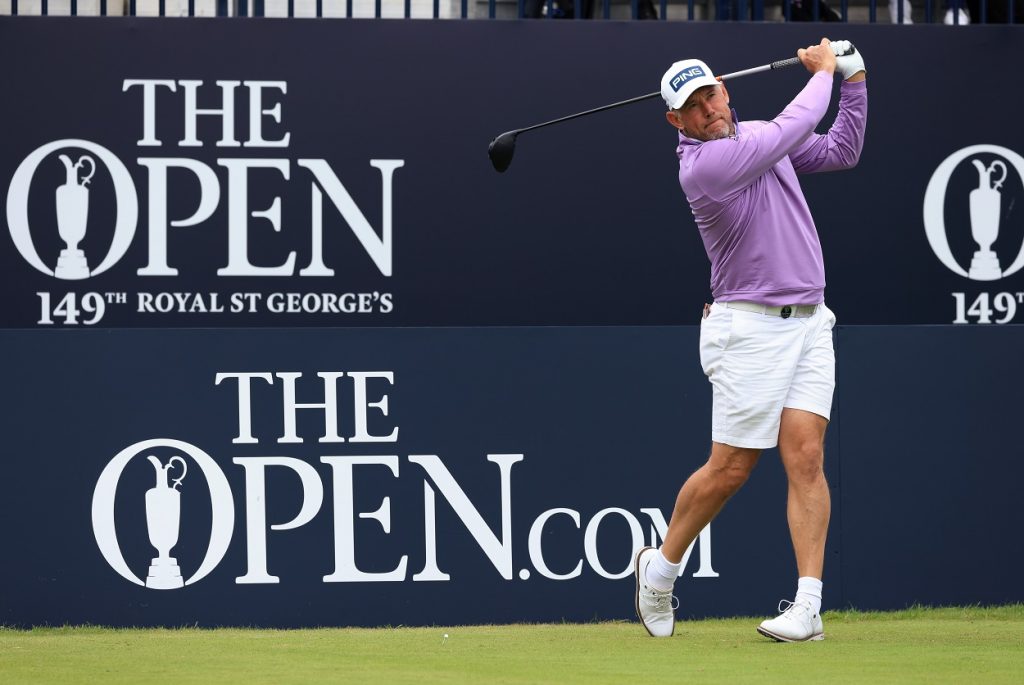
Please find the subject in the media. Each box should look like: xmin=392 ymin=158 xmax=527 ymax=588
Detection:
xmin=661 ymin=442 xmax=761 ymax=563
xmin=778 ymin=408 xmax=830 ymax=579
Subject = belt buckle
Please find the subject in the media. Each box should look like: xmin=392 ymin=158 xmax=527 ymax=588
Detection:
xmin=780 ymin=305 xmax=792 ymax=319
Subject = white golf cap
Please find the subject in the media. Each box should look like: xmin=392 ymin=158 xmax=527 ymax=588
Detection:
xmin=660 ymin=59 xmax=719 ymax=110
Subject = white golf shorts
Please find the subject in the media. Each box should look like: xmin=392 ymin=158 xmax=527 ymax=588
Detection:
xmin=699 ymin=302 xmax=837 ymax=449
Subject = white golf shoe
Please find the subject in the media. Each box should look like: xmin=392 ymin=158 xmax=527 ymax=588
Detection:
xmin=757 ymin=600 xmax=825 ymax=642
xmin=633 ymin=546 xmax=676 ymax=637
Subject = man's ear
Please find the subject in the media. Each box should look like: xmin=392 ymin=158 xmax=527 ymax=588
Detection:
xmin=665 ymin=110 xmax=684 ymax=132
xmin=719 ymin=81 xmax=730 ymax=106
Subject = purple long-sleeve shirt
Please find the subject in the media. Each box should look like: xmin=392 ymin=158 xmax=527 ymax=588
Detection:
xmin=677 ymin=72 xmax=867 ymax=306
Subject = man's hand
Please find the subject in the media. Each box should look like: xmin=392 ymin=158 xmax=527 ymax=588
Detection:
xmin=798 ymin=38 xmax=837 ymax=76
xmin=831 ymin=40 xmax=866 ymax=82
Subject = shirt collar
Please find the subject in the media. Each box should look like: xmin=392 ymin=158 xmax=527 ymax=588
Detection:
xmin=677 ymin=108 xmax=740 ymax=147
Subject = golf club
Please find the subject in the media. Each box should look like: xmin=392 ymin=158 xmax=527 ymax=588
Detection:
xmin=488 ymin=44 xmax=854 ymax=173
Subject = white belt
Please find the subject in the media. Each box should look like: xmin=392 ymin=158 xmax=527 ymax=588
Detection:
xmin=722 ymin=301 xmax=818 ymax=319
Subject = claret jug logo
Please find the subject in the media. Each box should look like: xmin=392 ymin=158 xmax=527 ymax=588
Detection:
xmin=91 ymin=439 xmax=235 ymax=589
xmin=924 ymin=144 xmax=1024 ymax=281
xmin=7 ymin=139 xmax=139 ymax=280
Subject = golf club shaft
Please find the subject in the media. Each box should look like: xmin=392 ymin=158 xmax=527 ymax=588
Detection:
xmin=720 ymin=56 xmax=802 ymax=81
xmin=513 ymin=56 xmax=804 ymax=137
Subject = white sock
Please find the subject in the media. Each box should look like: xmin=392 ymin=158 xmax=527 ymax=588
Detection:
xmin=644 ymin=548 xmax=681 ymax=592
xmin=795 ymin=576 xmax=823 ymax=616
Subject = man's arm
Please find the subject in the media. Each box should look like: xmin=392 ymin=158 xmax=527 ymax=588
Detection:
xmin=689 ymin=39 xmax=837 ymax=201
xmin=789 ymin=46 xmax=868 ymax=174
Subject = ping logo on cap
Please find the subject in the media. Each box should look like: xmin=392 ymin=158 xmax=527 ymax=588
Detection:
xmin=670 ymin=66 xmax=706 ymax=92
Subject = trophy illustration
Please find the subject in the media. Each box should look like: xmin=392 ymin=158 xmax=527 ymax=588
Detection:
xmin=967 ymin=158 xmax=1008 ymax=281
xmin=54 ymin=154 xmax=96 ymax=280
xmin=144 ymin=455 xmax=188 ymax=589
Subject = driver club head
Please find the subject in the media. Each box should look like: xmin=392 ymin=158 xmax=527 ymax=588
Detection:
xmin=488 ymin=131 xmax=518 ymax=173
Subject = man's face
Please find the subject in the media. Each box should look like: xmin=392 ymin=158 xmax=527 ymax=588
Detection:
xmin=667 ymin=84 xmax=734 ymax=141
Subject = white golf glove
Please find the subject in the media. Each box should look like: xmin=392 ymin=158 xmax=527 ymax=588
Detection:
xmin=831 ymin=40 xmax=865 ymax=80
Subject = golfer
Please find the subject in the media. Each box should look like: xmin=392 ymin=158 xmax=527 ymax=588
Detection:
xmin=634 ymin=38 xmax=867 ymax=642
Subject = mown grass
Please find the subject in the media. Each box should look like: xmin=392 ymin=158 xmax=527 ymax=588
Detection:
xmin=2 ymin=605 xmax=1022 ymax=684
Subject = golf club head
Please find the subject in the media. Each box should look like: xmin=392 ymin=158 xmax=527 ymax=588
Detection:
xmin=488 ymin=131 xmax=518 ymax=173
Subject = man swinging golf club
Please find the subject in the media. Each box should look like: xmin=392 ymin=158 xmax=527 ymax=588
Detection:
xmin=634 ymin=38 xmax=867 ymax=642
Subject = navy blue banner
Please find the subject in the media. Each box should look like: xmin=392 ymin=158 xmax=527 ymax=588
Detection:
xmin=1 ymin=324 xmax=1020 ymax=627
xmin=2 ymin=18 xmax=1023 ymax=327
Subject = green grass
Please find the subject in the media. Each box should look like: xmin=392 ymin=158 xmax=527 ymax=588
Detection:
xmin=3 ymin=605 xmax=1023 ymax=684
